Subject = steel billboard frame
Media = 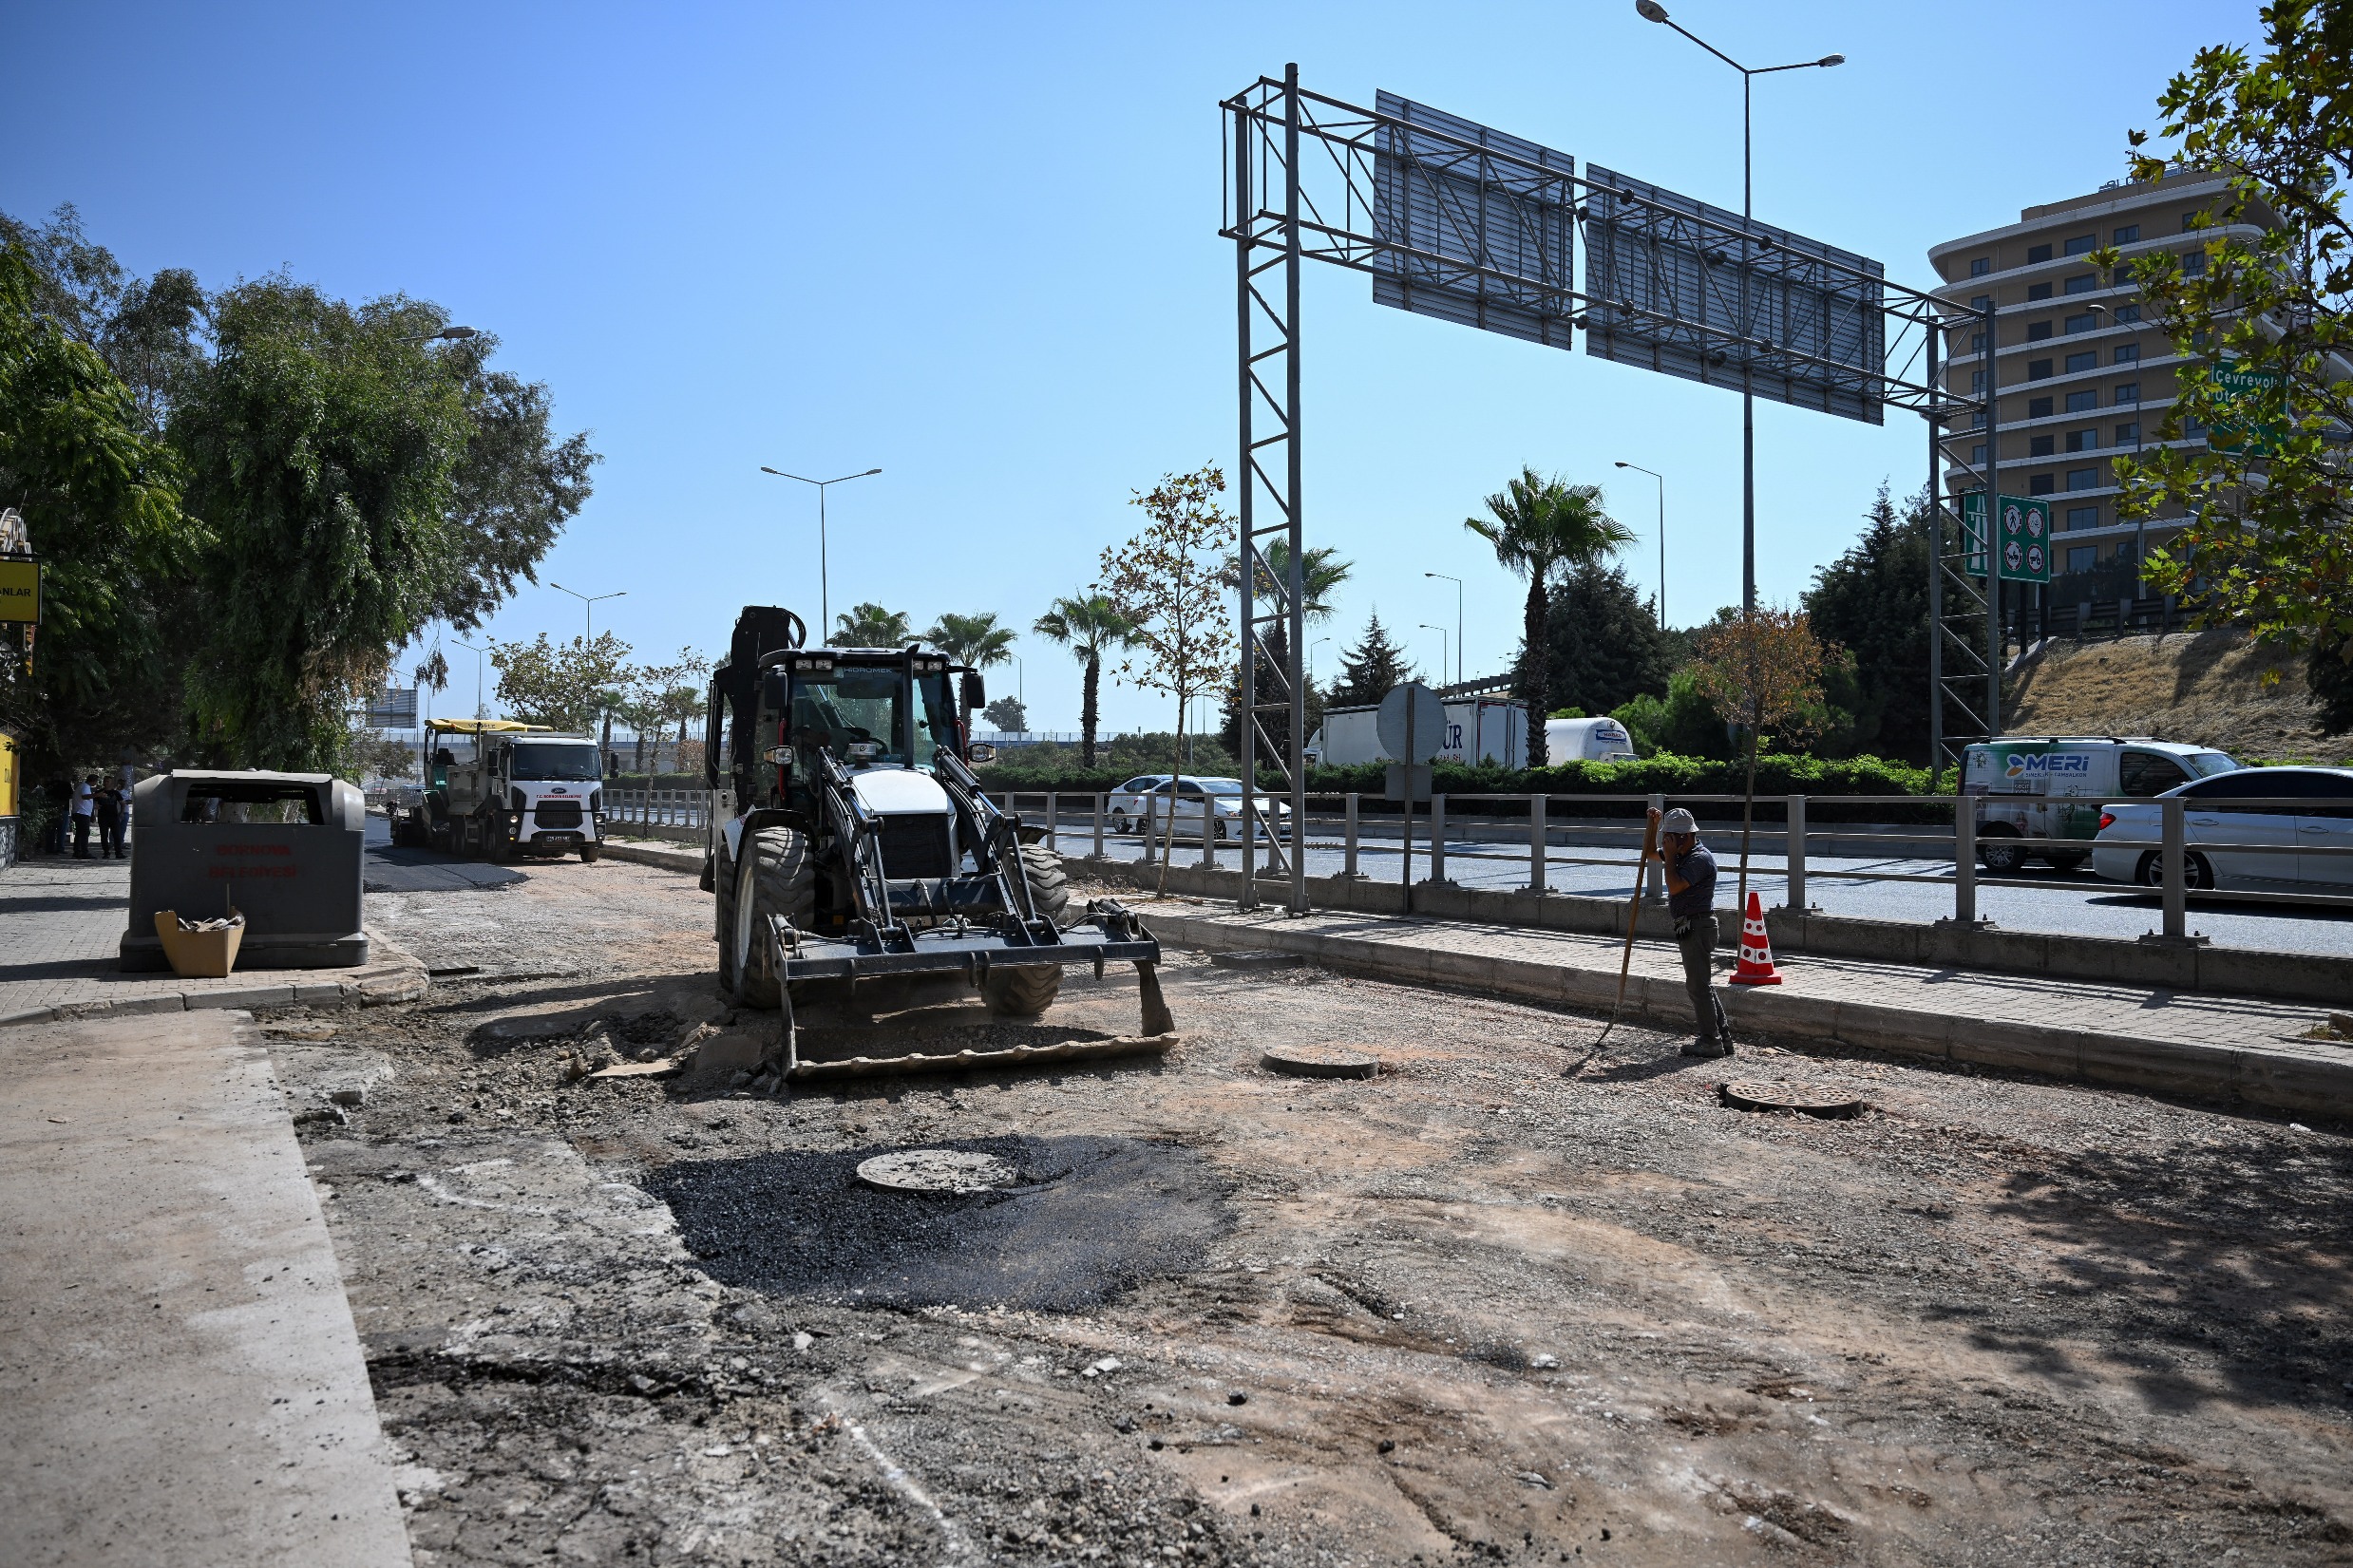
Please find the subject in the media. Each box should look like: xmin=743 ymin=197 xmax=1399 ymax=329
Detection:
xmin=1221 ymin=71 xmax=2000 ymax=915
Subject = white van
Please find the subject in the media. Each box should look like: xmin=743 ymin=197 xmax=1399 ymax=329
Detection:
xmin=1961 ymin=736 xmax=2238 ymax=872
xmin=1546 ymin=716 xmax=1638 ymax=763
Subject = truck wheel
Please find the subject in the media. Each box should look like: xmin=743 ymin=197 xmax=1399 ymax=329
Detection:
xmin=488 ymin=822 xmax=514 ymax=862
xmin=1978 ymin=830 xmax=2027 ymax=875
xmin=579 ymin=842 xmax=602 ymax=862
xmin=984 ymin=843 xmax=1071 ymax=1017
xmin=732 ymin=825 xmax=817 ymax=1009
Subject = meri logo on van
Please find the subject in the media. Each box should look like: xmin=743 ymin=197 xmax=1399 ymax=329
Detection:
xmin=2004 ymin=752 xmax=2090 ymax=778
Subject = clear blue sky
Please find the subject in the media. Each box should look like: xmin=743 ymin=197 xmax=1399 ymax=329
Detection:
xmin=4 ymin=0 xmax=2259 ymax=737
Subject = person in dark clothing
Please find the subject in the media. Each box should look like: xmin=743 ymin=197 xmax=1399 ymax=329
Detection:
xmin=94 ymin=779 xmax=126 ymax=859
xmin=1650 ymin=805 xmax=1733 ymax=1057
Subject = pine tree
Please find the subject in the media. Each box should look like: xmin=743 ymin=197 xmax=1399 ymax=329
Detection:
xmin=1802 ymin=483 xmax=1939 ymax=763
xmin=1543 ymin=561 xmax=1669 ymax=719
xmin=1331 ymin=612 xmax=1413 ymax=708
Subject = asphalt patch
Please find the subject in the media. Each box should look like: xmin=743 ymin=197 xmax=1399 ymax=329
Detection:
xmin=645 ymin=1134 xmax=1229 ymax=1312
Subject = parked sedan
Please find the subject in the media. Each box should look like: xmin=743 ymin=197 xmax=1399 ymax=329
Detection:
xmin=1126 ymin=776 xmax=1292 ymax=841
xmin=2090 ymin=765 xmax=2353 ymax=889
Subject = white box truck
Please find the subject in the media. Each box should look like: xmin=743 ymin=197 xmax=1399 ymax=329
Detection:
xmin=1960 ymin=735 xmax=2238 ymax=872
xmin=1545 ymin=716 xmax=1638 ymax=763
xmin=1306 ymin=697 xmax=1528 ymax=768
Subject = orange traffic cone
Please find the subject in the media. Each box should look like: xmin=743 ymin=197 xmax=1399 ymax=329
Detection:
xmin=1728 ymin=890 xmax=1783 ymax=986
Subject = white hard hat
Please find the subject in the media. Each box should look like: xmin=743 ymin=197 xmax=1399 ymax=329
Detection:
xmin=1660 ymin=807 xmax=1698 ymax=834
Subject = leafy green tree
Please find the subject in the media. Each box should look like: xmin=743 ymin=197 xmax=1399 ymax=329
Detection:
xmin=0 ymin=239 xmax=197 ymax=777
xmin=487 ymin=631 xmax=635 ymax=733
xmin=2 ymin=206 xmax=597 ymax=772
xmin=1542 ymin=561 xmax=1669 ymax=721
xmin=828 ymin=602 xmax=913 ymax=648
xmin=924 ymin=611 xmax=1015 ymax=671
xmin=2101 ymin=3 xmax=2353 ymax=676
xmin=1465 ymin=469 xmax=1636 ymax=766
xmin=1032 ymin=593 xmax=1137 ymax=767
xmin=1330 ymin=612 xmax=1413 ymax=706
xmin=170 ymin=281 xmax=474 ymax=769
xmin=981 ymin=695 xmax=1029 ymax=733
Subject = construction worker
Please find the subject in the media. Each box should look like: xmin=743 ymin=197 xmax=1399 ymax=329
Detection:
xmin=1649 ymin=805 xmax=1733 ymax=1057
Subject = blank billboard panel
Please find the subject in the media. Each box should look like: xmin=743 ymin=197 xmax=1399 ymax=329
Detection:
xmin=1582 ymin=164 xmax=1886 ymax=425
xmin=1371 ymin=91 xmax=1577 ymax=350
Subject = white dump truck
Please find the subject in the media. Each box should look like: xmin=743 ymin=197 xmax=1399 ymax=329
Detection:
xmin=392 ymin=718 xmax=608 ymax=861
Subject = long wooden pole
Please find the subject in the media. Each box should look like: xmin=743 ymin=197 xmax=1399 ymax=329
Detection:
xmin=1563 ymin=810 xmax=1661 ymax=1068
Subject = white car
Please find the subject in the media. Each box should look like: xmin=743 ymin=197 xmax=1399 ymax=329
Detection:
xmin=1107 ymin=775 xmax=1177 ymax=835
xmin=1121 ymin=775 xmax=1292 ymax=841
xmin=2091 ymin=765 xmax=2353 ymax=889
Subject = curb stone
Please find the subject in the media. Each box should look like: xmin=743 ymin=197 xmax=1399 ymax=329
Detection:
xmin=1144 ymin=907 xmax=2353 ymax=1122
xmin=0 ymin=927 xmax=429 ymax=1030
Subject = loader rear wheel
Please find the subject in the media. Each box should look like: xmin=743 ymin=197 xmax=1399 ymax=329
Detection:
xmin=731 ymin=825 xmax=816 ymax=1010
xmin=984 ymin=843 xmax=1072 ymax=1017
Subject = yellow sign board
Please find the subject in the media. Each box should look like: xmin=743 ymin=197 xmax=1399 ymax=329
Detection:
xmin=0 ymin=559 xmax=40 ymax=625
xmin=0 ymin=731 xmax=16 ymax=819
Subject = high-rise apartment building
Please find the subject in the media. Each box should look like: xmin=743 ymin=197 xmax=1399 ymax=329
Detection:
xmin=1926 ymin=168 xmax=2280 ymax=579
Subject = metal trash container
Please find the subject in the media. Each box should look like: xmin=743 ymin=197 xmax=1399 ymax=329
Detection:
xmin=119 ymin=770 xmax=369 ymax=972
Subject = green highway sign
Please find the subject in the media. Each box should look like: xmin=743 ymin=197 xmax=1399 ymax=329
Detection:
xmin=2208 ymin=358 xmax=2287 ymax=455
xmin=1959 ymin=492 xmax=2049 ymax=583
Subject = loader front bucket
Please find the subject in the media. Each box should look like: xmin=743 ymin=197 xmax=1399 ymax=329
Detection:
xmin=745 ymin=900 xmax=1172 ymax=1089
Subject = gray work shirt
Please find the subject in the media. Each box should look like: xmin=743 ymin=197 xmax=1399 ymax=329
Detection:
xmin=1667 ymin=841 xmax=1717 ymax=921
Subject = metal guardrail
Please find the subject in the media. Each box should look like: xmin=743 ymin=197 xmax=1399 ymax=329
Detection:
xmin=987 ymin=788 xmax=2353 ymax=935
xmin=607 ymin=788 xmax=710 ymax=832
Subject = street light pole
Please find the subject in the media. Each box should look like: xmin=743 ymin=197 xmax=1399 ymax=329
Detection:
xmin=761 ymin=465 xmax=882 ymax=638
xmin=549 ymin=583 xmax=626 ymax=642
xmin=1420 ymin=625 xmax=1451 ymax=687
xmin=1614 ymin=461 xmax=1668 ymax=628
xmin=1424 ymin=572 xmax=1462 ymax=687
xmin=1634 ymin=2 xmax=1842 ymax=630
xmin=452 ymin=638 xmax=487 ymax=721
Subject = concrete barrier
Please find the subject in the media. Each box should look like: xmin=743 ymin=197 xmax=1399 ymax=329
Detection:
xmin=1076 ymin=856 xmax=2353 ymax=1008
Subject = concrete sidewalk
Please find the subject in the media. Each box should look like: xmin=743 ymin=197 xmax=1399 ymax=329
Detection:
xmin=0 ymin=857 xmax=427 ymax=1027
xmin=1135 ymin=897 xmax=2353 ymax=1122
xmin=0 ymin=1011 xmax=410 ymax=1567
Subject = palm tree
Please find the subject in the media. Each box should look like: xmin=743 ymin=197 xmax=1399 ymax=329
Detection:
xmin=923 ymin=611 xmax=1015 ymax=671
xmin=1033 ymin=594 xmax=1138 ymax=768
xmin=1465 ymin=467 xmax=1635 ymax=766
xmin=828 ymin=602 xmax=913 ymax=648
xmin=1227 ymin=539 xmax=1354 ymax=622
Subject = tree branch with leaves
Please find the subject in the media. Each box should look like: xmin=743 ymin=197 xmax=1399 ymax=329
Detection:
xmin=1095 ymin=464 xmax=1238 ymax=891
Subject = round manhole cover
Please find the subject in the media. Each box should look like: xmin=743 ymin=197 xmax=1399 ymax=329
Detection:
xmin=1720 ymin=1079 xmax=1867 ymax=1119
xmin=856 ymin=1149 xmax=1019 ymax=1194
xmin=1261 ymin=1044 xmax=1380 ymax=1080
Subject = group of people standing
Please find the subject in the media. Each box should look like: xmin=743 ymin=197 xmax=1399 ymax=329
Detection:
xmin=57 ymin=774 xmax=129 ymax=860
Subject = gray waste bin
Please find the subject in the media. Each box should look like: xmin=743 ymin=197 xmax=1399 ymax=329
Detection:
xmin=119 ymin=770 xmax=369 ymax=972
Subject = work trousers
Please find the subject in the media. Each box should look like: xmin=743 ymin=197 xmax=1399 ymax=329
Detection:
xmin=99 ymin=812 xmax=124 ymax=858
xmin=71 ymin=814 xmax=92 ymax=858
xmin=1676 ymin=914 xmax=1730 ymax=1042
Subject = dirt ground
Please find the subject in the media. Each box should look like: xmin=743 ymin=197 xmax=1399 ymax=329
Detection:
xmin=2007 ymin=629 xmax=2352 ymax=762
xmin=271 ymin=857 xmax=2353 ymax=1565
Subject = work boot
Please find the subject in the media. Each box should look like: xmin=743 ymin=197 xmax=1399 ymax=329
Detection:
xmin=1681 ymin=1037 xmax=1735 ymax=1059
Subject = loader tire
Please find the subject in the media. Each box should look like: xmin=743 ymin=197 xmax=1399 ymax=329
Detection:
xmin=984 ymin=843 xmax=1072 ymax=1018
xmin=731 ymin=825 xmax=816 ymax=1010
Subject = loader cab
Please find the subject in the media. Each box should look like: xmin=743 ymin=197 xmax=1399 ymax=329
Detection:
xmin=731 ymin=650 xmax=958 ymax=808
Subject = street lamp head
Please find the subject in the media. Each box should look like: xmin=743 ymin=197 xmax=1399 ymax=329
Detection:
xmin=1635 ymin=0 xmax=1669 ymax=21
xmin=1817 ymin=53 xmax=1845 ymax=66
xmin=863 ymin=467 xmax=882 ymax=476
xmin=760 ymin=466 xmax=784 ymax=476
xmin=1614 ymin=460 xmax=1630 ymax=468
xmin=435 ymin=326 xmax=479 ymax=340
